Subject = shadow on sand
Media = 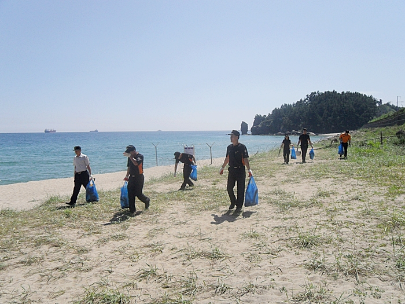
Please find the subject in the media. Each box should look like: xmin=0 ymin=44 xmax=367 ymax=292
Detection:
xmin=103 ymin=210 xmax=143 ymax=225
xmin=211 ymin=210 xmax=256 ymax=225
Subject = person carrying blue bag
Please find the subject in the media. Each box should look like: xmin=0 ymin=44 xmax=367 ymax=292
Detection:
xmin=123 ymin=145 xmax=150 ymax=215
xmin=219 ymin=130 xmax=253 ymax=214
xmin=339 ymin=130 xmax=351 ymax=159
xmin=280 ymin=134 xmax=292 ymax=164
xmin=174 ymin=152 xmax=196 ymax=190
xmin=66 ymin=146 xmax=93 ymax=207
xmin=297 ymin=128 xmax=313 ymax=163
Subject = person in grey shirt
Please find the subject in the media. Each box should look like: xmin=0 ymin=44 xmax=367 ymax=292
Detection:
xmin=66 ymin=146 xmax=92 ymax=207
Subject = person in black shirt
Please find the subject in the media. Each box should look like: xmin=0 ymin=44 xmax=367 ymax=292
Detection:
xmin=123 ymin=145 xmax=150 ymax=215
xmin=174 ymin=152 xmax=196 ymax=190
xmin=219 ymin=130 xmax=252 ymax=213
xmin=280 ymin=134 xmax=292 ymax=164
xmin=297 ymin=128 xmax=313 ymax=163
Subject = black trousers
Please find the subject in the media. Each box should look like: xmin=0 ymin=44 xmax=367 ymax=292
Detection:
xmin=128 ymin=174 xmax=149 ymax=213
xmin=227 ymin=167 xmax=246 ymax=209
xmin=301 ymin=145 xmax=308 ymax=162
xmin=283 ymin=150 xmax=290 ymax=164
xmin=342 ymin=142 xmax=348 ymax=158
xmin=70 ymin=171 xmax=89 ymax=204
xmin=180 ymin=164 xmax=194 ymax=189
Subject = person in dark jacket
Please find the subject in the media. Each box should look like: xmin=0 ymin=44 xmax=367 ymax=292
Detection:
xmin=174 ymin=152 xmax=196 ymax=190
xmin=280 ymin=134 xmax=292 ymax=164
xmin=123 ymin=145 xmax=150 ymax=215
xmin=219 ymin=130 xmax=252 ymax=213
xmin=297 ymin=128 xmax=313 ymax=163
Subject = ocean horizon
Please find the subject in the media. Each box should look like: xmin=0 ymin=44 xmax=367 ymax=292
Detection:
xmin=0 ymin=131 xmax=326 ymax=185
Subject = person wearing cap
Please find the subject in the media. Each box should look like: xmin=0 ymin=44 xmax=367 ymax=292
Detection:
xmin=123 ymin=145 xmax=150 ymax=214
xmin=174 ymin=151 xmax=196 ymax=191
xmin=280 ymin=134 xmax=292 ymax=164
xmin=219 ymin=130 xmax=252 ymax=213
xmin=66 ymin=146 xmax=92 ymax=206
xmin=339 ymin=130 xmax=351 ymax=159
xmin=297 ymin=128 xmax=313 ymax=163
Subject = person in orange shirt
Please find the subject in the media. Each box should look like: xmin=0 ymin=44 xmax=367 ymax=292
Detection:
xmin=339 ymin=130 xmax=351 ymax=159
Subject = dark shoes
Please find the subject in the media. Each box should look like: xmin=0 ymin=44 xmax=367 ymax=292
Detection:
xmin=145 ymin=198 xmax=150 ymax=210
xmin=234 ymin=207 xmax=242 ymax=214
xmin=65 ymin=202 xmax=75 ymax=207
xmin=229 ymin=204 xmax=235 ymax=210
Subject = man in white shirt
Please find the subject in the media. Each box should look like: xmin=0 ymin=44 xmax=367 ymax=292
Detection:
xmin=66 ymin=146 xmax=92 ymax=206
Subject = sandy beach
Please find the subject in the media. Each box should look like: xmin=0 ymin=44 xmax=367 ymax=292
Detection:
xmin=0 ymin=158 xmax=224 ymax=211
xmin=1 ymin=144 xmax=404 ymax=303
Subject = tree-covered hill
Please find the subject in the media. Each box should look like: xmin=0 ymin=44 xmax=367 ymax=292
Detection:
xmin=251 ymin=91 xmax=378 ymax=135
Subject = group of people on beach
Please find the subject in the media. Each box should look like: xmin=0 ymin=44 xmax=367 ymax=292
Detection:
xmin=66 ymin=128 xmax=351 ymax=215
xmin=280 ymin=128 xmax=352 ymax=164
xmin=280 ymin=128 xmax=314 ymax=164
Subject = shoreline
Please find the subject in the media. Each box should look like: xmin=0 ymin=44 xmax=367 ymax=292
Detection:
xmin=0 ymin=157 xmax=224 ymax=211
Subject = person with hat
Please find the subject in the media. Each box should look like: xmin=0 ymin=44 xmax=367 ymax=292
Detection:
xmin=174 ymin=151 xmax=196 ymax=191
xmin=66 ymin=146 xmax=92 ymax=206
xmin=297 ymin=128 xmax=313 ymax=163
xmin=123 ymin=145 xmax=150 ymax=214
xmin=219 ymin=130 xmax=252 ymax=213
xmin=339 ymin=130 xmax=351 ymax=159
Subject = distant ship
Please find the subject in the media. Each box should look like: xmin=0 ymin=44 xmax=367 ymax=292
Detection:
xmin=90 ymin=129 xmax=98 ymax=132
xmin=44 ymin=129 xmax=56 ymax=133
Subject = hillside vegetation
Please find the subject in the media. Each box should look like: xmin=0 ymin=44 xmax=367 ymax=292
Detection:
xmin=252 ymin=91 xmax=379 ymax=135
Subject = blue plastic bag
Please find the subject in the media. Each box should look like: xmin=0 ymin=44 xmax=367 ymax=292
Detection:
xmin=120 ymin=181 xmax=129 ymax=209
xmin=338 ymin=143 xmax=343 ymax=155
xmin=291 ymin=147 xmax=296 ymax=159
xmin=309 ymin=148 xmax=315 ymax=160
xmin=86 ymin=179 xmax=99 ymax=202
xmin=244 ymin=176 xmax=259 ymax=207
xmin=190 ymin=165 xmax=197 ymax=181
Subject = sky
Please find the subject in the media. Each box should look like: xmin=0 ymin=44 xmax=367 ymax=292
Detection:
xmin=0 ymin=0 xmax=404 ymax=133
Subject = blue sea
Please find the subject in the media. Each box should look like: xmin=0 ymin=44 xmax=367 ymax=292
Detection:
xmin=0 ymin=131 xmax=326 ymax=185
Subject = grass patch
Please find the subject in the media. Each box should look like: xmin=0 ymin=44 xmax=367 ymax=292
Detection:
xmin=74 ymin=286 xmax=130 ymax=304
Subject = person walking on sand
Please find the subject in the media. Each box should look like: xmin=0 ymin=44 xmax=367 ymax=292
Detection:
xmin=174 ymin=151 xmax=196 ymax=191
xmin=123 ymin=145 xmax=150 ymax=215
xmin=66 ymin=146 xmax=92 ymax=207
xmin=339 ymin=130 xmax=351 ymax=159
xmin=297 ymin=128 xmax=313 ymax=163
xmin=280 ymin=134 xmax=292 ymax=164
xmin=219 ymin=130 xmax=252 ymax=213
